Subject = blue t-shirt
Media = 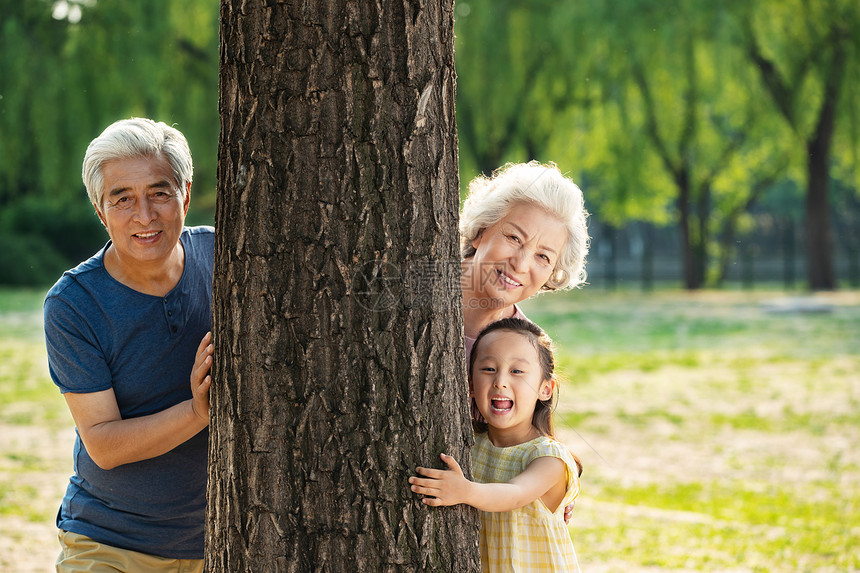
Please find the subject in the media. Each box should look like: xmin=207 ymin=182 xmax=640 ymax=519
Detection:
xmin=44 ymin=226 xmax=214 ymax=559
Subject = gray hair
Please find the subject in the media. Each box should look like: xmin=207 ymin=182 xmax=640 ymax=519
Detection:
xmin=82 ymin=118 xmax=193 ymax=208
xmin=460 ymin=161 xmax=589 ymax=290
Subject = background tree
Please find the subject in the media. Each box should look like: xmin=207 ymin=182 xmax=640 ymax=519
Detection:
xmin=550 ymin=0 xmax=793 ymax=289
xmin=206 ymin=1 xmax=480 ymax=570
xmin=4 ymin=1 xmax=858 ymax=290
xmin=454 ymin=0 xmax=586 ymax=176
xmin=0 ymin=0 xmax=218 ymax=284
xmin=738 ymin=0 xmax=860 ymax=290
xmin=454 ymin=0 xmax=543 ymax=175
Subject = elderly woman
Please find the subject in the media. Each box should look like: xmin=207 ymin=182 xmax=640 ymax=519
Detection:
xmin=459 ymin=161 xmax=588 ymax=524
xmin=460 ymin=161 xmax=589 ymax=356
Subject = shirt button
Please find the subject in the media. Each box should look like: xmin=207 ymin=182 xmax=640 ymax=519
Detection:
xmin=167 ymin=311 xmax=173 ymax=316
xmin=172 ymin=326 xmax=178 ymax=333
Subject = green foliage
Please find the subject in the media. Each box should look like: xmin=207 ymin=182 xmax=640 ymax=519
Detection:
xmin=455 ymin=0 xmax=561 ymax=178
xmin=2 ymin=193 xmax=105 ymax=257
xmin=0 ymin=191 xmax=107 ymax=285
xmin=520 ymin=288 xmax=860 ymax=571
xmin=454 ymin=1 xmax=860 ymax=289
xmin=0 ymin=232 xmax=68 ymax=286
xmin=4 ymin=1 xmax=859 ymax=287
xmin=0 ymin=0 xmax=219 ymax=285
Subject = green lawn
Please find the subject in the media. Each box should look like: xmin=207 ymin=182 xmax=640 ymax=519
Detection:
xmin=1 ymin=286 xmax=858 ymax=571
xmin=522 ymin=288 xmax=860 ymax=572
xmin=0 ymin=287 xmax=74 ymax=571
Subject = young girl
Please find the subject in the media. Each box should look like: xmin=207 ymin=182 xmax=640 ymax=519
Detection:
xmin=409 ymin=318 xmax=582 ymax=572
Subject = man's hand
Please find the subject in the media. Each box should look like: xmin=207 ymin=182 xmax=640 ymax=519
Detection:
xmin=64 ymin=330 xmax=214 ymax=470
xmin=190 ymin=331 xmax=213 ymax=421
xmin=410 ymin=453 xmax=473 ymax=507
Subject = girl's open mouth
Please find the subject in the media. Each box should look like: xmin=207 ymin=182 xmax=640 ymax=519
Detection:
xmin=491 ymin=398 xmax=513 ymax=413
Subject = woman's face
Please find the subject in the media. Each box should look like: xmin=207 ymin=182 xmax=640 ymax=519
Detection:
xmin=466 ymin=203 xmax=567 ymax=308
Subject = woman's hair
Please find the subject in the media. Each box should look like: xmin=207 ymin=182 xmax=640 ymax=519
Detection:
xmin=82 ymin=117 xmax=193 ymax=208
xmin=460 ymin=161 xmax=589 ymax=291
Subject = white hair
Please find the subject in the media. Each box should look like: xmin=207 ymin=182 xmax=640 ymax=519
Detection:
xmin=82 ymin=118 xmax=193 ymax=208
xmin=460 ymin=161 xmax=589 ymax=290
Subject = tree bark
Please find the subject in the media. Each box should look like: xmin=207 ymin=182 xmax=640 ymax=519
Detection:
xmin=206 ymin=1 xmax=480 ymax=571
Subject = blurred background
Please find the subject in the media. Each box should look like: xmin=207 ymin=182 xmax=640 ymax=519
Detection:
xmin=1 ymin=0 xmax=219 ymax=285
xmin=2 ymin=0 xmax=858 ymax=290
xmin=1 ymin=1 xmax=859 ymax=572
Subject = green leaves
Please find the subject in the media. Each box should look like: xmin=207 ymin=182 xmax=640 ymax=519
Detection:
xmin=0 ymin=1 xmax=219 ymax=284
xmin=454 ymin=0 xmax=860 ymax=288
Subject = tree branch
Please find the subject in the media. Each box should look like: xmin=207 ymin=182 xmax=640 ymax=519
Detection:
xmin=631 ymin=59 xmax=678 ymax=178
xmin=741 ymin=19 xmax=797 ymax=129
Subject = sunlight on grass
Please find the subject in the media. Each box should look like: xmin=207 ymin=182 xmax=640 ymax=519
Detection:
xmin=2 ymin=287 xmax=858 ymax=571
xmin=525 ymin=288 xmax=860 ymax=572
xmin=575 ymin=477 xmax=860 ymax=572
xmin=0 ymin=341 xmax=66 ymax=426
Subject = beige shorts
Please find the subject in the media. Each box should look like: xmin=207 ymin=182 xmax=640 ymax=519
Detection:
xmin=56 ymin=530 xmax=203 ymax=573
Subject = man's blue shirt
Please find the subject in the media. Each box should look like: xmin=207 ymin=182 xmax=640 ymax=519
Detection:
xmin=44 ymin=226 xmax=214 ymax=559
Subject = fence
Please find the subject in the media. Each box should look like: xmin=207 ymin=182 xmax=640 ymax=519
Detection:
xmin=587 ymin=218 xmax=860 ymax=290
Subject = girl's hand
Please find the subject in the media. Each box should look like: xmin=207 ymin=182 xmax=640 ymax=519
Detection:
xmin=190 ymin=331 xmax=213 ymax=421
xmin=409 ymin=453 xmax=473 ymax=507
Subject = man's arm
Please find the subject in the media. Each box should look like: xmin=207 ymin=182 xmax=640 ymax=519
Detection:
xmin=409 ymin=453 xmax=565 ymax=513
xmin=64 ymin=332 xmax=213 ymax=470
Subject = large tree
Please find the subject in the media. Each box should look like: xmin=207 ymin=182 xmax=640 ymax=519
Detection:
xmin=206 ymin=1 xmax=480 ymax=571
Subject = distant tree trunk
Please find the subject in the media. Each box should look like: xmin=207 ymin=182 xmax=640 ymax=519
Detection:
xmin=782 ymin=219 xmax=796 ymax=289
xmin=694 ymin=184 xmax=710 ymax=286
xmin=677 ymin=170 xmax=703 ymax=290
xmin=806 ymin=135 xmax=836 ymax=290
xmin=602 ymin=223 xmax=617 ymax=290
xmin=206 ymin=1 xmax=480 ymax=571
xmin=744 ymin=16 xmax=847 ymax=291
xmin=804 ymin=60 xmax=842 ymax=292
xmin=640 ymin=223 xmax=654 ymax=292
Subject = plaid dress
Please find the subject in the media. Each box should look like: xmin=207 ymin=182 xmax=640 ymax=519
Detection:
xmin=472 ymin=433 xmax=581 ymax=572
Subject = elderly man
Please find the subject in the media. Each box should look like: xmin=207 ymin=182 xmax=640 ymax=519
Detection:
xmin=44 ymin=118 xmax=214 ymax=572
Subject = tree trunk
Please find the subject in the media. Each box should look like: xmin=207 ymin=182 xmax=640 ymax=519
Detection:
xmin=802 ymin=32 xmax=845 ymax=291
xmin=806 ymin=136 xmax=836 ymax=290
xmin=677 ymin=169 xmax=701 ymax=290
xmin=206 ymin=1 xmax=480 ymax=571
xmin=694 ymin=184 xmax=710 ymax=287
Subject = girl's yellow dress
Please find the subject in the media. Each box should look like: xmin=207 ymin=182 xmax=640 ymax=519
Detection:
xmin=471 ymin=433 xmax=581 ymax=572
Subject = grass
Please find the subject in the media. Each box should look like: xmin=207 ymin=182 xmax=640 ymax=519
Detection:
xmin=1 ymin=286 xmax=859 ymax=571
xmin=0 ymin=288 xmax=67 ymax=426
xmin=579 ymin=477 xmax=860 ymax=571
xmin=0 ymin=287 xmax=73 ymax=571
xmin=522 ymin=288 xmax=860 ymax=572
